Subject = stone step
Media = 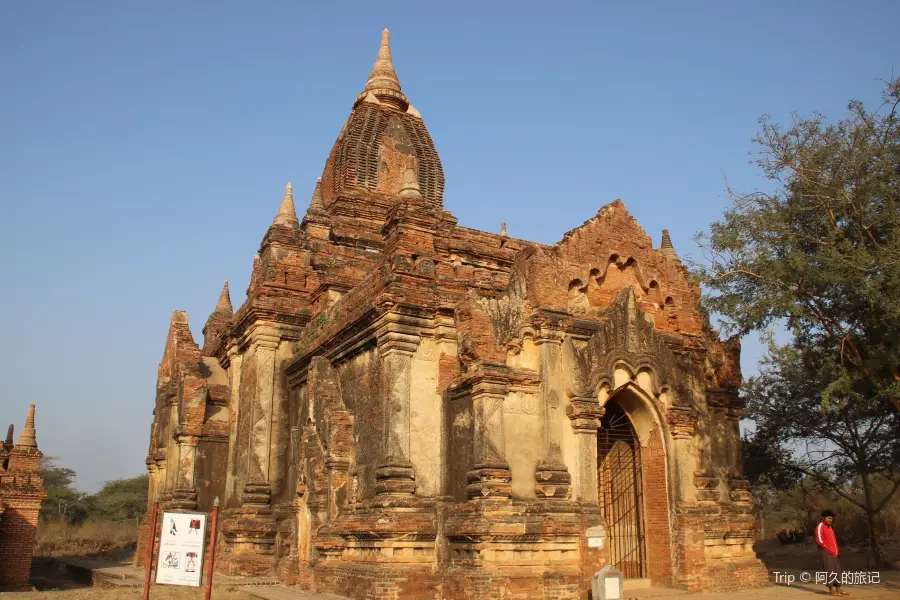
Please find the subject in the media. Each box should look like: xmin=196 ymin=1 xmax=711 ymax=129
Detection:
xmin=623 ymin=577 xmax=653 ymax=590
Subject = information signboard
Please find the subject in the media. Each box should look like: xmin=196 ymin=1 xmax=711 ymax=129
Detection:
xmin=155 ymin=511 xmax=207 ymax=587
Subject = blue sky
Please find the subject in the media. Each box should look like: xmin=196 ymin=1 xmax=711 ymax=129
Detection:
xmin=1 ymin=1 xmax=897 ymax=491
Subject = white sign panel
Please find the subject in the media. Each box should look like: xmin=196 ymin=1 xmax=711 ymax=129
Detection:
xmin=156 ymin=511 xmax=207 ymax=587
xmin=604 ymin=576 xmax=621 ymax=599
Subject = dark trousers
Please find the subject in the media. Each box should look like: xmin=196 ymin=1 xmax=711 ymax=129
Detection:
xmin=819 ymin=547 xmax=842 ymax=589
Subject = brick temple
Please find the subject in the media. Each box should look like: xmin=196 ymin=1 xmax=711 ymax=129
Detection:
xmin=0 ymin=405 xmax=46 ymax=591
xmin=140 ymin=30 xmax=767 ymax=598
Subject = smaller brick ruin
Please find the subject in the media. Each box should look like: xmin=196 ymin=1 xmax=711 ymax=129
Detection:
xmin=0 ymin=405 xmax=46 ymax=591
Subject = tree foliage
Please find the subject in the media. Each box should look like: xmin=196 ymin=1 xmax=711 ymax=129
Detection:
xmin=694 ymin=78 xmax=900 ymax=413
xmin=90 ymin=475 xmax=150 ymax=524
xmin=39 ymin=457 xmax=92 ymax=525
xmin=693 ymin=77 xmax=900 ymax=566
xmin=38 ymin=458 xmax=148 ymax=525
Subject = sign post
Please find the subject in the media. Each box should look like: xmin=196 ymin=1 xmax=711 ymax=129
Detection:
xmin=156 ymin=509 xmax=208 ymax=587
xmin=204 ymin=497 xmax=220 ymax=600
xmin=141 ymin=498 xmax=218 ymax=598
xmin=141 ymin=494 xmax=159 ymax=600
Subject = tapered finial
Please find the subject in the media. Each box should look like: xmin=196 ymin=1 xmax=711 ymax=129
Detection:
xmin=16 ymin=404 xmax=37 ymax=448
xmin=309 ymin=178 xmax=326 ymax=213
xmin=659 ymin=229 xmax=677 ymax=257
xmin=4 ymin=424 xmax=13 ymax=447
xmin=661 ymin=229 xmax=673 ymax=249
xmin=500 ymin=222 xmax=508 ymax=237
xmin=215 ymin=281 xmax=233 ymax=314
xmin=273 ymin=182 xmax=299 ymax=228
xmin=358 ymin=29 xmax=409 ymax=111
xmin=365 ymin=29 xmax=402 ymax=94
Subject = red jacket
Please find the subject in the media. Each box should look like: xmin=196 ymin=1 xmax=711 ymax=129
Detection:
xmin=815 ymin=521 xmax=839 ymax=557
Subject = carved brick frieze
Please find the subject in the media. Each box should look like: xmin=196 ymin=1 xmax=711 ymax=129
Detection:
xmin=562 ymin=288 xmax=697 ymax=407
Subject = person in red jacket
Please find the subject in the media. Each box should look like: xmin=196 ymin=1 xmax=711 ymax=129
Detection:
xmin=816 ymin=510 xmax=848 ymax=596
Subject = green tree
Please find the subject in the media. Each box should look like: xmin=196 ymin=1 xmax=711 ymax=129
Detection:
xmin=741 ymin=428 xmax=800 ymax=538
xmin=90 ymin=474 xmax=149 ymax=525
xmin=693 ymin=77 xmax=900 ymax=567
xmin=39 ymin=457 xmax=91 ymax=525
xmin=743 ymin=343 xmax=899 ymax=564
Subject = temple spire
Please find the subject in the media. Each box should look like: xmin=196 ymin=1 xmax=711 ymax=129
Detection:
xmin=215 ymin=280 xmax=233 ymax=314
xmin=659 ymin=229 xmax=677 ymax=258
xmin=309 ymin=178 xmax=326 ymax=213
xmin=16 ymin=404 xmax=36 ymax=448
xmin=500 ymin=222 xmax=508 ymax=237
xmin=366 ymin=29 xmax=402 ymax=93
xmin=4 ymin=424 xmax=12 ymax=447
xmin=357 ymin=29 xmax=409 ymax=111
xmin=273 ymin=182 xmax=299 ymax=228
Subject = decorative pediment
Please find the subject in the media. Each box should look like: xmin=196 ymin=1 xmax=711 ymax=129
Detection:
xmin=565 ymin=287 xmax=695 ymax=404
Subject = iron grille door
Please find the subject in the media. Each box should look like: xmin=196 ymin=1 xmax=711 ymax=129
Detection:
xmin=597 ymin=402 xmax=647 ymax=578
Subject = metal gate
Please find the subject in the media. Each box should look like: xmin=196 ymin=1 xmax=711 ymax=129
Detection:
xmin=597 ymin=400 xmax=647 ymax=578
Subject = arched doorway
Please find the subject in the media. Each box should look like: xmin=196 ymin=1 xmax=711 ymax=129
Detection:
xmin=597 ymin=399 xmax=647 ymax=578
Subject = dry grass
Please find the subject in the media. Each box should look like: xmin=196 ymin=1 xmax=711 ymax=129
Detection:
xmin=34 ymin=521 xmax=138 ymax=558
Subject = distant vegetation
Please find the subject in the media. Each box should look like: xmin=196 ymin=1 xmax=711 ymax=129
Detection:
xmin=39 ymin=457 xmax=148 ymax=526
xmin=36 ymin=458 xmax=147 ymax=557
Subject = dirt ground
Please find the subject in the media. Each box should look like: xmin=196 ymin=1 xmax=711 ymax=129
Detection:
xmin=1 ymin=556 xmax=260 ymax=599
xmin=3 ymin=539 xmax=897 ymax=599
xmin=754 ymin=538 xmax=900 ymax=572
xmin=0 ymin=588 xmax=258 ymax=600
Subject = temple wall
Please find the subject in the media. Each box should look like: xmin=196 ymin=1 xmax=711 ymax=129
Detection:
xmin=269 ymin=341 xmax=294 ymax=504
xmin=502 ymin=389 xmax=541 ymax=499
xmin=195 ymin=439 xmax=228 ymax=509
xmin=163 ymin=402 xmax=180 ymax=493
xmin=234 ymin=343 xmax=258 ymax=500
xmin=408 ymin=336 xmax=442 ymax=497
xmin=335 ymin=348 xmax=383 ymax=501
xmin=446 ymin=392 xmax=473 ymax=501
xmin=223 ymin=350 xmax=243 ymax=507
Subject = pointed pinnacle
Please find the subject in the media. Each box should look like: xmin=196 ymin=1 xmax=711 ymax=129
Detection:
xmin=215 ymin=280 xmax=233 ymax=314
xmin=365 ymin=29 xmax=402 ymax=94
xmin=661 ymin=229 xmax=673 ymax=249
xmin=273 ymin=182 xmax=299 ymax=228
xmin=500 ymin=222 xmax=508 ymax=237
xmin=309 ymin=177 xmax=326 ymax=213
xmin=4 ymin=424 xmax=13 ymax=447
xmin=398 ymin=166 xmax=422 ymax=200
xmin=660 ymin=229 xmax=677 ymax=257
xmin=16 ymin=404 xmax=36 ymax=448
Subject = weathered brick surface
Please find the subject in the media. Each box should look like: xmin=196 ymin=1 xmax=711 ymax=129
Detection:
xmin=141 ymin=29 xmax=767 ymax=599
xmin=643 ymin=425 xmax=672 ymax=585
xmin=0 ymin=406 xmax=46 ymax=591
